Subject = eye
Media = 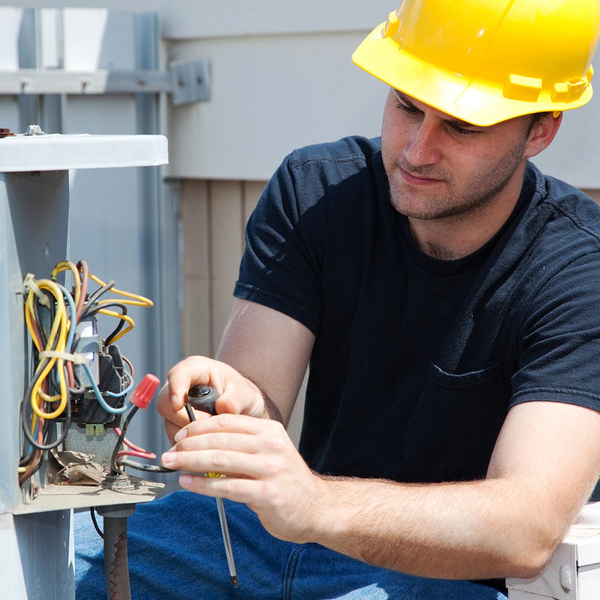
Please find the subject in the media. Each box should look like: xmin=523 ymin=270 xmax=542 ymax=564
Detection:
xmin=396 ymin=102 xmax=419 ymax=116
xmin=448 ymin=122 xmax=481 ymax=136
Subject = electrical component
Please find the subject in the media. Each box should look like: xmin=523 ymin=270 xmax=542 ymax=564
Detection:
xmin=18 ymin=259 xmax=161 ymax=488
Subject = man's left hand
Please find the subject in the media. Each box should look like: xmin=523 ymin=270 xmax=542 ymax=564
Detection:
xmin=160 ymin=413 xmax=326 ymax=543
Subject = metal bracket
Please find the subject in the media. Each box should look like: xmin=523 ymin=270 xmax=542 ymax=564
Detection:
xmin=0 ymin=60 xmax=210 ymax=106
xmin=169 ymin=59 xmax=211 ymax=105
xmin=508 ymin=541 xmax=578 ymax=600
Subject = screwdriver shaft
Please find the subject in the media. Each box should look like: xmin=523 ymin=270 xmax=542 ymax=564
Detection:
xmin=184 ymin=402 xmax=238 ymax=588
xmin=216 ymin=496 xmax=238 ymax=587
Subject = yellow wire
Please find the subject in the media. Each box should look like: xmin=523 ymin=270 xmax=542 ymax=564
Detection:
xmin=25 ymin=290 xmax=61 ymax=402
xmin=97 ymin=308 xmax=135 ymax=343
xmin=51 ymin=261 xmax=81 ymax=314
xmin=29 ymin=280 xmax=69 ymax=420
xmin=88 ymin=272 xmax=153 ymax=307
xmin=23 ymin=266 xmax=152 ymax=425
xmin=24 ymin=294 xmax=42 ymax=353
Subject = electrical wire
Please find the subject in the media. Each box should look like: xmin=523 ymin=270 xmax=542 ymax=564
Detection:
xmin=90 ymin=507 xmax=104 ymax=539
xmin=116 ymin=450 xmax=157 ymax=460
xmin=80 ymin=362 xmax=134 ymax=414
xmin=118 ymin=459 xmax=174 ymax=474
xmin=84 ymin=302 xmax=129 ymax=346
xmin=89 ymin=273 xmax=153 ymax=308
xmin=109 ymin=406 xmax=139 ymax=474
xmin=121 ymin=355 xmax=135 ymax=378
xmin=19 ymin=261 xmax=155 ymax=486
xmin=76 ymin=260 xmax=89 ymax=322
xmin=20 ymin=374 xmax=71 ymax=452
xmin=51 ymin=261 xmax=81 ymax=317
xmin=79 ymin=281 xmax=115 ymax=320
xmin=114 ymin=428 xmax=149 ymax=454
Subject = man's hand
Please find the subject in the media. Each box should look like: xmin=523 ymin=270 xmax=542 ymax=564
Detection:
xmin=156 ymin=356 xmax=265 ymax=444
xmin=160 ymin=413 xmax=326 ymax=544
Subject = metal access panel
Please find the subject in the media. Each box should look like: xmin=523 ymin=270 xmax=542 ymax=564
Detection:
xmin=0 ymin=133 xmax=168 ymax=599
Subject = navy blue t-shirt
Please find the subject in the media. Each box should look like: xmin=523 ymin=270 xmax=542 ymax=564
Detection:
xmin=234 ymin=136 xmax=600 ymax=485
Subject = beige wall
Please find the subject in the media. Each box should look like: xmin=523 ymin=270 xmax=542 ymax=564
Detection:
xmin=181 ymin=179 xmax=264 ymax=357
xmin=584 ymin=189 xmax=600 ymax=204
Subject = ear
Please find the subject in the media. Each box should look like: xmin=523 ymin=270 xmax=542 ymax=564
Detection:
xmin=525 ymin=112 xmax=563 ymax=158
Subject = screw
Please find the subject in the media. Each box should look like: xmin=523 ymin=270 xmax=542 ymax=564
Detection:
xmin=560 ymin=564 xmax=574 ymax=593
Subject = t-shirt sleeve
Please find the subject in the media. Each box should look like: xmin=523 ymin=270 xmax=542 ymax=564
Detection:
xmin=234 ymin=154 xmax=325 ymax=335
xmin=511 ymin=252 xmax=600 ymax=411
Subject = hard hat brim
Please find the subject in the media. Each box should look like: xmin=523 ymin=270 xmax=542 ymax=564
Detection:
xmin=353 ymin=23 xmax=594 ymax=126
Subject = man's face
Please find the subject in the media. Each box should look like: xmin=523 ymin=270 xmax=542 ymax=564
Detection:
xmin=381 ymin=89 xmax=534 ymax=221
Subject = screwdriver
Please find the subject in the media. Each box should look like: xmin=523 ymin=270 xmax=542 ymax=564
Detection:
xmin=185 ymin=384 xmax=238 ymax=589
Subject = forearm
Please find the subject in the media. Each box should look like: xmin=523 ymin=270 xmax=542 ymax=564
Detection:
xmin=307 ymin=475 xmax=564 ymax=580
xmin=260 ymin=388 xmax=284 ymax=423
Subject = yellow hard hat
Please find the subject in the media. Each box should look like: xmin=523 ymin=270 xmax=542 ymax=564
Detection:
xmin=352 ymin=0 xmax=600 ymax=126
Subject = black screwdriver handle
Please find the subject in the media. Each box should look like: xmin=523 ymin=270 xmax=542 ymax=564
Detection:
xmin=186 ymin=385 xmax=219 ymax=419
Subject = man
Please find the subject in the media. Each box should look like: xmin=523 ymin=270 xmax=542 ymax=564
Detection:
xmin=76 ymin=0 xmax=600 ymax=598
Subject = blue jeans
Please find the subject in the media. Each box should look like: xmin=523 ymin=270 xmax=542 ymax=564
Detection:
xmin=75 ymin=491 xmax=508 ymax=600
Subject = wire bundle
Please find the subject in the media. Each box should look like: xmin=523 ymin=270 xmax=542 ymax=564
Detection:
xmin=19 ymin=260 xmax=153 ymax=486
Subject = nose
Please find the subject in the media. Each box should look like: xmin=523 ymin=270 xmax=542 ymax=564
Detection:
xmin=403 ymin=118 xmax=443 ymax=168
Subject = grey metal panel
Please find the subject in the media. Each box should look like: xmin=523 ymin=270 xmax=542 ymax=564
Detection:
xmin=0 ymin=171 xmax=70 ymax=513
xmin=63 ymin=9 xmax=136 ymax=71
xmin=0 ymin=7 xmax=22 ymax=70
xmin=18 ymin=8 xmax=40 ymax=131
xmin=0 ymin=171 xmax=72 ymax=599
xmin=0 ymin=97 xmax=21 ymax=131
xmin=15 ymin=509 xmax=75 ymax=600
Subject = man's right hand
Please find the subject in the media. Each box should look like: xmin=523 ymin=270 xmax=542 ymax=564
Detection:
xmin=156 ymin=355 xmax=265 ymax=444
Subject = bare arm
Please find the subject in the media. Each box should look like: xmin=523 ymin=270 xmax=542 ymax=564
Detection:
xmin=303 ymin=401 xmax=600 ymax=579
xmin=216 ymin=298 xmax=314 ymax=425
xmin=164 ymin=399 xmax=600 ymax=580
xmin=158 ymin=298 xmax=314 ymax=440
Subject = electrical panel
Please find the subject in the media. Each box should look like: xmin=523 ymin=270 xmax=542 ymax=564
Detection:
xmin=0 ymin=133 xmax=168 ymax=599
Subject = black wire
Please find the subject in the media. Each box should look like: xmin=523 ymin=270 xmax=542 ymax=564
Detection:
xmin=79 ymin=281 xmax=115 ymax=321
xmin=109 ymin=405 xmax=139 ymax=474
xmin=26 ymin=452 xmax=46 ymax=479
xmin=90 ymin=507 xmax=104 ymax=539
xmin=118 ymin=459 xmax=175 ymax=473
xmin=32 ymin=290 xmax=56 ymax=349
xmin=109 ymin=406 xmax=176 ymax=475
xmin=82 ymin=302 xmax=128 ymax=346
xmin=19 ymin=452 xmax=33 ymax=468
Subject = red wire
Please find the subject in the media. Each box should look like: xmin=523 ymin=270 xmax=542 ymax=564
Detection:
xmin=114 ymin=427 xmax=152 ymax=454
xmin=116 ymin=450 xmax=156 ymax=460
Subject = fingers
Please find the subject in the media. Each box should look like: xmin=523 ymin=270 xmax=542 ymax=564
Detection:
xmin=176 ymin=413 xmax=283 ymax=438
xmin=166 ymin=356 xmax=265 ymax=418
xmin=162 ymin=447 xmax=268 ymax=479
xmin=177 ymin=473 xmax=259 ymax=504
xmin=157 ymin=379 xmax=212 ymax=443
xmin=167 ymin=356 xmax=225 ymax=411
xmin=161 ymin=415 xmax=288 ymax=477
